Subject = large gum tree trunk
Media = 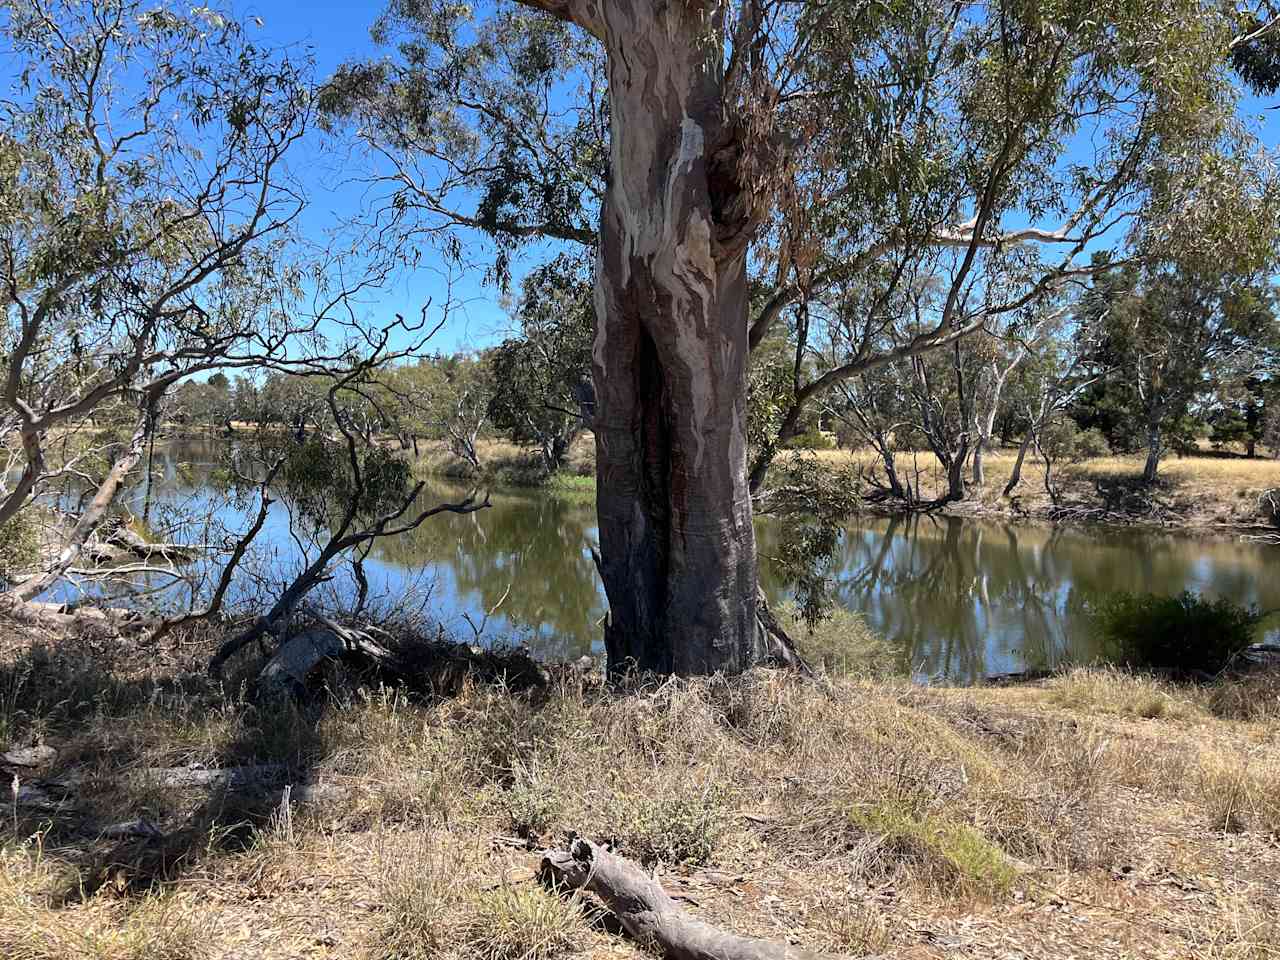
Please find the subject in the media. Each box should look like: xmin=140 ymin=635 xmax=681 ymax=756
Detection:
xmin=591 ymin=2 xmax=766 ymax=676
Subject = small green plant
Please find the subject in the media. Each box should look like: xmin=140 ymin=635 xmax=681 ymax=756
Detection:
xmin=501 ymin=763 xmax=561 ymax=839
xmin=1088 ymin=591 xmax=1263 ymax=674
xmin=848 ymin=800 xmax=1017 ymax=897
xmin=605 ymin=783 xmax=726 ymax=866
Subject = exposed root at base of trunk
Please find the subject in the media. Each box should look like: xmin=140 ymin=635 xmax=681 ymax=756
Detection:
xmin=539 ymin=837 xmax=851 ymax=960
xmin=756 ymin=588 xmax=817 ymax=678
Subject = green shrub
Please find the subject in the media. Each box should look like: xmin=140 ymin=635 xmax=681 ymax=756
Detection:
xmin=0 ymin=511 xmax=40 ymax=583
xmin=1074 ymin=427 xmax=1112 ymax=459
xmin=603 ymin=783 xmax=726 ymax=866
xmin=1088 ymin=590 xmax=1262 ymax=674
xmin=501 ymin=762 xmax=561 ymax=839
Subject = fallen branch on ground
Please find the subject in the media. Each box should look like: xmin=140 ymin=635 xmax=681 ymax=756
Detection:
xmin=539 ymin=836 xmax=848 ymax=960
xmin=255 ymin=614 xmax=550 ymax=699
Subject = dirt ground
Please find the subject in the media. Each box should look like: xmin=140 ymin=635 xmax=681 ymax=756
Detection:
xmin=1 ymin=620 xmax=1277 ymax=960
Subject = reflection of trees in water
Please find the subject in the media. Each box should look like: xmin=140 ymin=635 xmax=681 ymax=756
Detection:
xmin=147 ymin=441 xmax=1280 ymax=674
xmin=782 ymin=514 xmax=1280 ymax=682
xmin=374 ymin=486 xmax=603 ymax=660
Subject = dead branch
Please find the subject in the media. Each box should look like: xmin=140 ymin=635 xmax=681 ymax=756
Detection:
xmin=252 ymin=613 xmax=550 ymax=700
xmin=539 ymin=837 xmax=847 ymax=960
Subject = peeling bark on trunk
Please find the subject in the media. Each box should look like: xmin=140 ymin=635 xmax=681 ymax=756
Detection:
xmin=591 ymin=3 xmax=765 ymax=677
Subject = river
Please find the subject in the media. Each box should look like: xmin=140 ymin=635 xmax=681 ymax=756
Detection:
xmin=75 ymin=438 xmax=1280 ymax=682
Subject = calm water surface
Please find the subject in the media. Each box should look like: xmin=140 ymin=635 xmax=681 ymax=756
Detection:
xmin=93 ymin=439 xmax=1280 ymax=682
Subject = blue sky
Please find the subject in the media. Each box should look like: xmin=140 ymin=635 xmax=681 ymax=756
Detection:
xmin=13 ymin=2 xmax=1280 ymax=364
xmin=241 ymin=0 xmax=1280 ymax=358
xmin=246 ymin=0 xmax=523 ymax=356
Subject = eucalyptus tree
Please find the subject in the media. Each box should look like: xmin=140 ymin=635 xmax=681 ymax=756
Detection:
xmin=1078 ymin=267 xmax=1279 ymax=482
xmin=487 ymin=254 xmax=595 ymax=472
xmin=329 ymin=0 xmax=1278 ymax=676
xmin=0 ymin=0 xmax=438 ymax=614
xmin=0 ymin=0 xmax=309 ymax=586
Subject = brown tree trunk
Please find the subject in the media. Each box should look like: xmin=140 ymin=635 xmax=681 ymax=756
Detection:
xmin=946 ymin=450 xmax=969 ymax=502
xmin=1002 ymin=430 xmax=1035 ymax=496
xmin=591 ymin=3 xmax=764 ymax=677
xmin=1142 ymin=425 xmax=1161 ymax=484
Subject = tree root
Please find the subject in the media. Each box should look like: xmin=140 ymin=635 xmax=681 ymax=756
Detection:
xmin=756 ymin=587 xmax=817 ymax=678
xmin=539 ymin=837 xmax=847 ymax=960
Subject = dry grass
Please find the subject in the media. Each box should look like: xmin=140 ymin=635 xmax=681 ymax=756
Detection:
xmin=405 ymin=434 xmax=1280 ymax=527
xmin=795 ymin=447 xmax=1280 ymax=526
xmin=1046 ymin=666 xmax=1210 ymax=721
xmin=2 ymin=633 xmax=1278 ymax=960
xmin=409 ymin=435 xmax=596 ymax=488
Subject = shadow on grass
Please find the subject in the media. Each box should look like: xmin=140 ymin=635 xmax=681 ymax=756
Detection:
xmin=0 ymin=631 xmax=329 ymax=904
xmin=1 ymin=618 xmax=556 ymax=906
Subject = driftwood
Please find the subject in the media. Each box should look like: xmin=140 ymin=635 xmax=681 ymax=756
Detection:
xmin=257 ymin=616 xmax=412 ymax=699
xmin=255 ymin=615 xmax=550 ymax=700
xmin=105 ymin=526 xmax=199 ymax=563
xmin=539 ymin=837 xmax=841 ymax=960
xmin=0 ymin=598 xmax=149 ymax=634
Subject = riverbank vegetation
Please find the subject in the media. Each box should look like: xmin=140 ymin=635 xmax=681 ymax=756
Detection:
xmin=4 ymin=0 xmax=1280 ymax=956
xmin=1 ymin=616 xmax=1277 ymax=960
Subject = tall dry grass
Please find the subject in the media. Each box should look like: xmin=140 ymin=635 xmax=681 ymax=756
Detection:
xmin=2 ymin=638 xmax=1278 ymax=959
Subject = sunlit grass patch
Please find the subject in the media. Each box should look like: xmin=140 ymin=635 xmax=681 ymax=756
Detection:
xmin=374 ymin=831 xmax=583 ymax=960
xmin=1195 ymin=753 xmax=1280 ymax=837
xmin=0 ymin=846 xmax=210 ymax=960
xmin=1046 ymin=666 xmax=1207 ymax=720
xmin=847 ymin=800 xmax=1018 ymax=897
xmin=463 ymin=882 xmax=583 ymax=960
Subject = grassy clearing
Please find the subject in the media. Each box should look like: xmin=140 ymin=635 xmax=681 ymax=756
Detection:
xmin=1 ymin=629 xmax=1277 ymax=960
xmin=797 ymin=446 xmax=1280 ymax=526
xmin=408 ymin=436 xmax=597 ymax=491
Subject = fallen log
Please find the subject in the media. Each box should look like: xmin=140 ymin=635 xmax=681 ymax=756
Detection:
xmin=0 ymin=598 xmax=149 ymax=634
xmin=2 ymin=744 xmax=57 ymax=767
xmin=255 ymin=615 xmax=550 ymax=700
xmin=106 ymin=527 xmax=199 ymax=563
xmin=539 ymin=837 xmax=842 ymax=960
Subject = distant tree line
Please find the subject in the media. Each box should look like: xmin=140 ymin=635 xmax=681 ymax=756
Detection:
xmin=169 ymin=252 xmax=1279 ymax=505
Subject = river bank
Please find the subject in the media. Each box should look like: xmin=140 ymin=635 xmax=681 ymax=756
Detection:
xmin=409 ymin=436 xmax=1280 ymax=532
xmin=186 ymin=428 xmax=1280 ymax=532
xmin=1 ymin=618 xmax=1276 ymax=960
